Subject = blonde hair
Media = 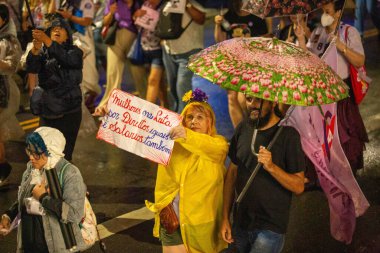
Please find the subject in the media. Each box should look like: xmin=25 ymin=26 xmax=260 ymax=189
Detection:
xmin=180 ymin=102 xmax=217 ymax=136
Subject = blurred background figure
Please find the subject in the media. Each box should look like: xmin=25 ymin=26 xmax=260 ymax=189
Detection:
xmin=354 ymin=0 xmax=379 ymax=38
xmin=133 ymin=0 xmax=168 ymax=107
xmin=296 ymin=0 xmax=369 ymax=175
xmin=92 ymin=0 xmax=107 ymax=72
xmin=214 ymin=0 xmax=271 ymax=128
xmin=161 ymin=0 xmax=206 ymax=113
xmin=0 ymin=4 xmax=23 ymax=187
xmin=96 ymin=0 xmax=147 ymax=112
xmin=20 ymin=0 xmax=54 ymax=100
xmin=279 ymin=14 xmax=313 ymax=45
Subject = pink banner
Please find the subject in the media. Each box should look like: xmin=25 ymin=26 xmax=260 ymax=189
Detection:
xmin=281 ymin=105 xmax=369 ymax=243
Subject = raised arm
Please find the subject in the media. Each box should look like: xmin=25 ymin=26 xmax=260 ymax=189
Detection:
xmin=214 ymin=15 xmax=227 ymax=43
xmin=103 ymin=2 xmax=117 ymax=27
xmin=57 ymin=9 xmax=93 ymax=27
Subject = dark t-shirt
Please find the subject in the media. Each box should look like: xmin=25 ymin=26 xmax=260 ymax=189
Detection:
xmin=222 ymin=10 xmax=268 ymax=38
xmin=228 ymin=119 xmax=305 ymax=234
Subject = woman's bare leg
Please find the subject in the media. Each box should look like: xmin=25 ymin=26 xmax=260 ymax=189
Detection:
xmin=146 ymin=66 xmax=164 ymax=104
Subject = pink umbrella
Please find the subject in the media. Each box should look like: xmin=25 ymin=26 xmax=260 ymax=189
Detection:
xmin=242 ymin=0 xmax=334 ymax=18
xmin=188 ymin=36 xmax=349 ymax=206
xmin=188 ymin=37 xmax=349 ymax=106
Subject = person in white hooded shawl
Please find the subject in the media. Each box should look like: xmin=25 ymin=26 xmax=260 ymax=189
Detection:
xmin=0 ymin=127 xmax=89 ymax=253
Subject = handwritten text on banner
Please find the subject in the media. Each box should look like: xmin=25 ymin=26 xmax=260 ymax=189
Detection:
xmin=97 ymin=89 xmax=182 ymax=165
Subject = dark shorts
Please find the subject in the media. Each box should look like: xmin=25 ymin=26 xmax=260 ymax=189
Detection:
xmin=159 ymin=225 xmax=183 ymax=246
xmin=142 ymin=49 xmax=164 ymax=67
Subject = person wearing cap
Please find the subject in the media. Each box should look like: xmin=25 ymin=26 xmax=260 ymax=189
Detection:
xmin=0 ymin=127 xmax=88 ymax=253
xmin=0 ymin=3 xmax=23 ymax=187
xmin=26 ymin=16 xmax=83 ymax=161
xmin=146 ymin=88 xmax=228 ymax=253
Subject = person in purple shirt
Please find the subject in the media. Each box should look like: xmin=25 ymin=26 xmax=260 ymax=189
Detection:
xmin=96 ymin=0 xmax=146 ymax=112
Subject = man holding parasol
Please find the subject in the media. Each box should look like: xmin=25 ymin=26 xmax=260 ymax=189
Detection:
xmin=188 ymin=1 xmax=368 ymax=244
xmin=222 ymin=94 xmax=305 ymax=253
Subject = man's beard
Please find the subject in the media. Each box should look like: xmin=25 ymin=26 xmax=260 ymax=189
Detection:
xmin=248 ymin=109 xmax=272 ymax=129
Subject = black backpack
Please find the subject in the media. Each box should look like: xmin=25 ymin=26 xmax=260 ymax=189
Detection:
xmin=155 ymin=0 xmax=192 ymax=40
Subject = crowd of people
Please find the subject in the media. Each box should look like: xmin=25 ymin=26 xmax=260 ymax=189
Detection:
xmin=0 ymin=0 xmax=373 ymax=252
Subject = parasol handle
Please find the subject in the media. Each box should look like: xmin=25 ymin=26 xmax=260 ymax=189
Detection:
xmin=236 ymin=126 xmax=284 ymax=203
xmin=250 ymin=99 xmax=263 ymax=156
xmin=250 ymin=128 xmax=259 ymax=156
xmin=24 ymin=0 xmax=35 ymax=29
xmin=334 ymin=0 xmax=347 ymax=35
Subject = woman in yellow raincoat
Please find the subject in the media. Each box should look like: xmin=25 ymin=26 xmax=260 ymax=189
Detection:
xmin=146 ymin=88 xmax=228 ymax=253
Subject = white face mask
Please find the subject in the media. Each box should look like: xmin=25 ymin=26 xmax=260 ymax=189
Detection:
xmin=321 ymin=13 xmax=335 ymax=27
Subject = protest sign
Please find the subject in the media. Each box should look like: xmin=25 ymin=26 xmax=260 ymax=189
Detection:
xmin=97 ymin=89 xmax=182 ymax=165
xmin=134 ymin=6 xmax=160 ymax=31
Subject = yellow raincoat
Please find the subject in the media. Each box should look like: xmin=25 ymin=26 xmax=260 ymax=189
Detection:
xmin=146 ymin=128 xmax=228 ymax=253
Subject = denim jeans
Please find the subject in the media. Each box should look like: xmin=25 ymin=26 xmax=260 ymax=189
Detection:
xmin=162 ymin=48 xmax=201 ymax=113
xmin=354 ymin=0 xmax=375 ymax=35
xmin=231 ymin=225 xmax=285 ymax=253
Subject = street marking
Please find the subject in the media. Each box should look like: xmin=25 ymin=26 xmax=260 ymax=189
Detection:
xmin=19 ymin=117 xmax=39 ymax=126
xmin=97 ymin=207 xmax=154 ymax=240
xmin=19 ymin=117 xmax=40 ymax=131
xmin=22 ymin=122 xmax=40 ymax=130
xmin=364 ymin=28 xmax=378 ymax=39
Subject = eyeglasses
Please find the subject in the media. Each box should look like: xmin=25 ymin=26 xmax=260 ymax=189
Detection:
xmin=25 ymin=148 xmax=43 ymax=160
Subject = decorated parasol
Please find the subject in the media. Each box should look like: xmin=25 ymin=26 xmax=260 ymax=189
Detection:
xmin=241 ymin=0 xmax=334 ymax=18
xmin=188 ymin=37 xmax=349 ymax=107
xmin=188 ymin=37 xmax=349 ymax=204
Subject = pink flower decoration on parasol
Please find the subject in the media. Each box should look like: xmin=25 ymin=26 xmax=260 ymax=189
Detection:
xmin=188 ymin=37 xmax=349 ymax=106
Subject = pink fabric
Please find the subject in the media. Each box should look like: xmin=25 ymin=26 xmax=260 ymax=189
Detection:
xmin=281 ymin=105 xmax=369 ymax=243
xmin=281 ymin=44 xmax=369 ymax=243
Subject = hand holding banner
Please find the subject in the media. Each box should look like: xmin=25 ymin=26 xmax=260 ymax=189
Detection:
xmin=97 ymin=89 xmax=182 ymax=165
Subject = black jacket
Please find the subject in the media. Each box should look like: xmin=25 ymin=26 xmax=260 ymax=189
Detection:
xmin=27 ymin=41 xmax=83 ymax=117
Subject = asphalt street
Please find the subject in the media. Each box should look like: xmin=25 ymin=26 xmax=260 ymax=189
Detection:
xmin=1 ymin=18 xmax=379 ymax=253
